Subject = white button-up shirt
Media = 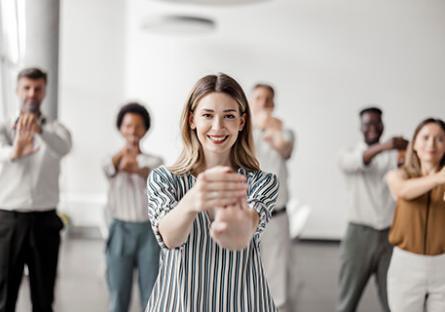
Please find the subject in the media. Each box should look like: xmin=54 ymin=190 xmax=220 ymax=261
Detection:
xmin=0 ymin=117 xmax=72 ymax=212
xmin=103 ymin=153 xmax=163 ymax=222
xmin=338 ymin=142 xmax=398 ymax=230
xmin=253 ymin=128 xmax=294 ymax=209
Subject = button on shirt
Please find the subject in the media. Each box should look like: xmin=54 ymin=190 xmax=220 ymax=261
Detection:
xmin=338 ymin=142 xmax=398 ymax=230
xmin=0 ymin=117 xmax=72 ymax=211
xmin=253 ymin=128 xmax=294 ymax=209
xmin=103 ymin=153 xmax=163 ymax=222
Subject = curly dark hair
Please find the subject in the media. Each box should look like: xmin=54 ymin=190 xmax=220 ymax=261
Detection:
xmin=116 ymin=102 xmax=151 ymax=131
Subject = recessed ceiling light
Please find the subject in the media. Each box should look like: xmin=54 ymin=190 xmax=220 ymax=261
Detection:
xmin=141 ymin=15 xmax=216 ymax=35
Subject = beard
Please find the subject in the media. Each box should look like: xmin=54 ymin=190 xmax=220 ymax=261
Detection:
xmin=22 ymin=100 xmax=41 ymax=114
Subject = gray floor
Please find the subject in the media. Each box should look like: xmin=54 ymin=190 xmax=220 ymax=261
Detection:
xmin=16 ymin=237 xmax=383 ymax=312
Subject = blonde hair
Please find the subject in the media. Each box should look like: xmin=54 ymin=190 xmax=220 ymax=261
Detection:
xmin=403 ymin=118 xmax=445 ymax=178
xmin=169 ymin=73 xmax=259 ymax=175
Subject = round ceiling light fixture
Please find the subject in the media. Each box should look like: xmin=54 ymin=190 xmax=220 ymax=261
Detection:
xmin=155 ymin=0 xmax=269 ymax=5
xmin=141 ymin=15 xmax=216 ymax=35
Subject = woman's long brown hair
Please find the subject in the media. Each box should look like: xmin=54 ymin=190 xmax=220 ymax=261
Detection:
xmin=169 ymin=73 xmax=259 ymax=176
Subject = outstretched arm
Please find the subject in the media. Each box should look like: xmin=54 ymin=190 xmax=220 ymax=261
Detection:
xmin=363 ymin=137 xmax=408 ymax=165
xmin=386 ymin=167 xmax=445 ymax=200
xmin=210 ymin=197 xmax=259 ymax=250
xmin=263 ymin=117 xmax=294 ymax=159
xmin=210 ymin=171 xmax=278 ymax=250
xmin=156 ymin=167 xmax=247 ymax=249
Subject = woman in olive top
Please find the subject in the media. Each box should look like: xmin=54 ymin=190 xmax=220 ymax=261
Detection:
xmin=386 ymin=118 xmax=445 ymax=312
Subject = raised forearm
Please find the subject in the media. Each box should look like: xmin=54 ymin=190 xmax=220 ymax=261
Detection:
xmin=272 ymin=136 xmax=293 ymax=159
xmin=389 ymin=174 xmax=441 ymax=200
xmin=158 ymin=193 xmax=198 ymax=249
xmin=135 ymin=167 xmax=150 ymax=178
xmin=111 ymin=153 xmax=123 ymax=171
xmin=363 ymin=142 xmax=390 ymax=165
xmin=266 ymin=129 xmax=294 ymax=159
xmin=39 ymin=127 xmax=72 ymax=157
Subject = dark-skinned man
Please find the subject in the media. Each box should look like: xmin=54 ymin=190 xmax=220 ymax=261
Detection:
xmin=336 ymin=107 xmax=408 ymax=312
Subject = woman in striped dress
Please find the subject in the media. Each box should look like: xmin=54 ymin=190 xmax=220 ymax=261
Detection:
xmin=145 ymin=73 xmax=279 ymax=311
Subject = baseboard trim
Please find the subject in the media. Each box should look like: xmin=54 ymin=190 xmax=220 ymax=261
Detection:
xmin=294 ymin=238 xmax=340 ymax=245
xmin=67 ymin=226 xmax=103 ymax=240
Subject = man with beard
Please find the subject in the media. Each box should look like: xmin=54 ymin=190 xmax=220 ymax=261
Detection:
xmin=336 ymin=107 xmax=408 ymax=312
xmin=0 ymin=67 xmax=72 ymax=312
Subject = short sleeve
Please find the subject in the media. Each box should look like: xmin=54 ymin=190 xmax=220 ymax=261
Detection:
xmin=246 ymin=171 xmax=279 ymax=239
xmin=147 ymin=166 xmax=179 ymax=249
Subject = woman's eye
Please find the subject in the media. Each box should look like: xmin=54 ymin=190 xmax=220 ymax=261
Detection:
xmin=224 ymin=114 xmax=236 ymax=119
xmin=202 ymin=114 xmax=212 ymax=119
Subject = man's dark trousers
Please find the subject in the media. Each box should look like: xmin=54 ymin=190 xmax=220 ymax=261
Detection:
xmin=0 ymin=209 xmax=63 ymax=312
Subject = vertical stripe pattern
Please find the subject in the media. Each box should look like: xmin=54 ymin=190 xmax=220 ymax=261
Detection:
xmin=146 ymin=166 xmax=279 ymax=312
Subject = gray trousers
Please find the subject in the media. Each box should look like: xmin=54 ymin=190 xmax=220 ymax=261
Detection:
xmin=106 ymin=219 xmax=160 ymax=312
xmin=336 ymin=223 xmax=392 ymax=312
xmin=260 ymin=210 xmax=291 ymax=311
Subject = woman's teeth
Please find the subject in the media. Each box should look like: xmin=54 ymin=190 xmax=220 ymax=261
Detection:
xmin=208 ymin=136 xmax=227 ymax=143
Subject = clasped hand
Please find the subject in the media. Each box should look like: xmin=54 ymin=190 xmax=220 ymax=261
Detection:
xmin=118 ymin=146 xmax=139 ymax=173
xmin=191 ymin=166 xmax=257 ymax=250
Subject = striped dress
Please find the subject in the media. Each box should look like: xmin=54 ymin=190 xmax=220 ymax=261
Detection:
xmin=146 ymin=166 xmax=279 ymax=312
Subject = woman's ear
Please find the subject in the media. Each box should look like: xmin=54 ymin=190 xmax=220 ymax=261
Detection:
xmin=239 ymin=113 xmax=246 ymax=131
xmin=189 ymin=112 xmax=196 ymax=129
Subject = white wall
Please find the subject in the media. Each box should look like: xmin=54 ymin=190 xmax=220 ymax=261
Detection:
xmin=58 ymin=0 xmax=126 ymax=226
xmin=123 ymin=0 xmax=445 ymax=238
xmin=57 ymin=0 xmax=445 ymax=238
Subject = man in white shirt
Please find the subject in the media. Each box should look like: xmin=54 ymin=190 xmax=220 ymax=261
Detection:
xmin=250 ymin=83 xmax=294 ymax=312
xmin=336 ymin=107 xmax=407 ymax=312
xmin=0 ymin=68 xmax=72 ymax=312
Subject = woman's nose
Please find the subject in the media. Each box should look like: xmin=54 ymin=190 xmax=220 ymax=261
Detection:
xmin=212 ymin=116 xmax=223 ymax=129
xmin=426 ymin=138 xmax=435 ymax=149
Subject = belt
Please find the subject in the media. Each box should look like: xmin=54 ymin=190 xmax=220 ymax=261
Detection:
xmin=271 ymin=206 xmax=286 ymax=217
xmin=0 ymin=209 xmax=57 ymax=217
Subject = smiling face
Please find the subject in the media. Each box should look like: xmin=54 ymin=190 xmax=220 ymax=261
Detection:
xmin=190 ymin=92 xmax=245 ymax=165
xmin=120 ymin=113 xmax=147 ymax=146
xmin=414 ymin=122 xmax=445 ymax=166
xmin=360 ymin=111 xmax=384 ymax=145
